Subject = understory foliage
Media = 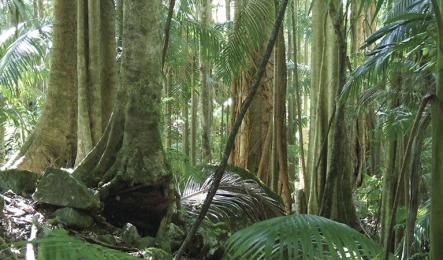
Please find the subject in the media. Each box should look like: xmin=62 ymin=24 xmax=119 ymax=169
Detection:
xmin=225 ymin=214 xmax=387 ymax=260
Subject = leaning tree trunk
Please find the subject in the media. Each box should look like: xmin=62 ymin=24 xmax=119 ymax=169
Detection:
xmin=75 ymin=0 xmax=116 ymax=164
xmin=73 ymin=0 xmax=173 ymax=237
xmin=431 ymin=1 xmax=443 ymax=258
xmin=4 ymin=0 xmax=77 ymax=173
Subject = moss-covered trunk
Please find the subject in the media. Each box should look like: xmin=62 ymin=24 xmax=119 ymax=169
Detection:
xmin=73 ymin=0 xmax=173 ymax=237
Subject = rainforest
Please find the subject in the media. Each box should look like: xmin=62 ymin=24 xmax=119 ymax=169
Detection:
xmin=0 ymin=0 xmax=442 ymax=259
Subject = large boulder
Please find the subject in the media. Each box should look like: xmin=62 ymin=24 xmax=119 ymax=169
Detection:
xmin=0 ymin=169 xmax=38 ymax=194
xmin=33 ymin=168 xmax=100 ymax=210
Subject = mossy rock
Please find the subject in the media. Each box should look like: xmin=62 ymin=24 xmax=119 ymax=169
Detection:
xmin=53 ymin=207 xmax=94 ymax=229
xmin=0 ymin=169 xmax=38 ymax=194
xmin=33 ymin=168 xmax=101 ymax=210
xmin=121 ymin=223 xmax=155 ymax=249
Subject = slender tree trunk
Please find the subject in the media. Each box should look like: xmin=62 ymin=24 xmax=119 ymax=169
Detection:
xmin=183 ymin=100 xmax=190 ymax=158
xmin=292 ymin=0 xmax=307 ymax=213
xmin=164 ymin=71 xmax=172 ymax=149
xmin=381 ymin=72 xmax=402 ymax=249
xmin=431 ymin=1 xmax=443 ymax=258
xmin=200 ymin=0 xmax=212 ymax=163
xmin=190 ymin=57 xmax=198 ymax=166
xmin=274 ymin=19 xmax=291 ymax=212
xmin=402 ymin=115 xmax=430 ymax=260
xmin=225 ymin=0 xmax=231 ymax=21
xmin=4 ymin=0 xmax=77 ymax=172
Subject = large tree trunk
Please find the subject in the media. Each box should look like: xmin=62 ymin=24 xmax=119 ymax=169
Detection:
xmin=229 ymin=0 xmax=274 ymax=182
xmin=75 ymin=0 xmax=116 ymax=164
xmin=4 ymin=0 xmax=77 ymax=173
xmin=307 ymin=0 xmax=328 ymax=214
xmin=319 ymin=0 xmax=360 ymax=230
xmin=73 ymin=0 xmax=173 ymax=237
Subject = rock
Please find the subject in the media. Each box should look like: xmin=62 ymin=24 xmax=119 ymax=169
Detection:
xmin=121 ymin=223 xmax=155 ymax=249
xmin=141 ymin=247 xmax=173 ymax=260
xmin=121 ymin=223 xmax=141 ymax=244
xmin=0 ymin=169 xmax=38 ymax=194
xmin=136 ymin=235 xmax=155 ymax=249
xmin=32 ymin=168 xmax=100 ymax=210
xmin=53 ymin=207 xmax=94 ymax=229
xmin=167 ymin=223 xmax=185 ymax=250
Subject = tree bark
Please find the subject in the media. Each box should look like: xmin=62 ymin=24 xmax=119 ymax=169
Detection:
xmin=229 ymin=0 xmax=274 ymax=180
xmin=75 ymin=0 xmax=116 ymax=164
xmin=190 ymin=57 xmax=198 ymax=166
xmin=4 ymin=0 xmax=77 ymax=173
xmin=73 ymin=0 xmax=173 ymax=237
xmin=431 ymin=1 xmax=443 ymax=258
xmin=200 ymin=0 xmax=212 ymax=163
xmin=274 ymin=19 xmax=291 ymax=212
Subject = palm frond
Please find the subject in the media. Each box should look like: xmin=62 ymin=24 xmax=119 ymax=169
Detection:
xmin=215 ymin=0 xmax=274 ymax=83
xmin=341 ymin=0 xmax=434 ymax=103
xmin=180 ymin=168 xmax=284 ymax=226
xmin=225 ymin=214 xmax=389 ymax=260
xmin=0 ymin=20 xmax=51 ymax=89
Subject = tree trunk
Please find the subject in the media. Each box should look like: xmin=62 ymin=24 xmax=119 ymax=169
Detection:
xmin=317 ymin=1 xmax=360 ymax=229
xmin=274 ymin=19 xmax=291 ymax=212
xmin=431 ymin=1 xmax=443 ymax=258
xmin=291 ymin=0 xmax=307 ymax=213
xmin=225 ymin=0 xmax=231 ymax=21
xmin=4 ymin=0 xmax=77 ymax=173
xmin=183 ymin=99 xmax=190 ymax=158
xmin=307 ymin=0 xmax=328 ymax=214
xmin=164 ymin=71 xmax=172 ymax=149
xmin=191 ymin=56 xmax=198 ymax=166
xmin=75 ymin=0 xmax=116 ymax=164
xmin=229 ymin=0 xmax=274 ymax=181
xmin=200 ymin=0 xmax=212 ymax=163
xmin=73 ymin=0 xmax=173 ymax=237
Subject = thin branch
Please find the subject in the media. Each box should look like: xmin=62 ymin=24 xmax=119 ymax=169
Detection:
xmin=173 ymin=0 xmax=290 ymax=258
xmin=162 ymin=0 xmax=176 ymax=70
